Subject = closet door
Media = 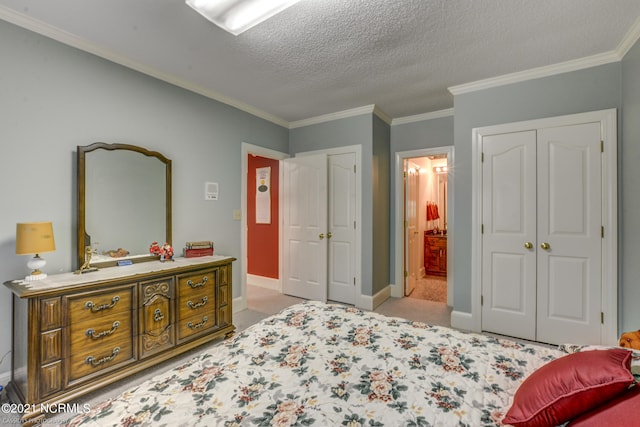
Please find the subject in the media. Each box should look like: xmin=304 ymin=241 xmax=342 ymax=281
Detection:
xmin=481 ymin=122 xmax=603 ymax=345
xmin=327 ymin=153 xmax=357 ymax=305
xmin=282 ymin=154 xmax=328 ymax=302
xmin=536 ymin=123 xmax=602 ymax=344
xmin=481 ymin=131 xmax=537 ymax=340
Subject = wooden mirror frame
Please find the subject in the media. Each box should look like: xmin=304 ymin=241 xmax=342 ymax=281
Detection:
xmin=77 ymin=142 xmax=172 ymax=268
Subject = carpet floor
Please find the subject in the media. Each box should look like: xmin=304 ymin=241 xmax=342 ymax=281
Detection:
xmin=408 ymin=275 xmax=447 ymax=303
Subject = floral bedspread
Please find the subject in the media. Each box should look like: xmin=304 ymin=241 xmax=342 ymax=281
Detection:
xmin=66 ymin=301 xmax=565 ymax=427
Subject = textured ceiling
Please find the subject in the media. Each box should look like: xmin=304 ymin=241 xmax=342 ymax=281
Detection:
xmin=1 ymin=0 xmax=640 ymax=126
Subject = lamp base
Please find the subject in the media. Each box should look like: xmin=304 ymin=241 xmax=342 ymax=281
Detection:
xmin=25 ymin=255 xmax=47 ymax=281
xmin=25 ymin=273 xmax=47 ymax=281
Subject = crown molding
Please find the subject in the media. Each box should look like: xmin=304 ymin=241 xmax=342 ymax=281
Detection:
xmin=372 ymin=105 xmax=392 ymax=125
xmin=616 ymin=15 xmax=640 ymax=58
xmin=0 ymin=6 xmax=289 ymax=128
xmin=289 ymin=105 xmax=376 ymax=129
xmin=448 ymin=51 xmax=620 ymax=96
xmin=391 ymin=108 xmax=454 ymax=126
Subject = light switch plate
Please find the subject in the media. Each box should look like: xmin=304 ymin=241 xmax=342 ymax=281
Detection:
xmin=232 ymin=209 xmax=241 ymax=220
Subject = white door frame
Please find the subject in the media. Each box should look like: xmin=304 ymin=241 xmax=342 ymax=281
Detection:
xmin=393 ymin=147 xmax=455 ymax=306
xmin=467 ymin=109 xmax=618 ymax=344
xmin=296 ymin=145 xmax=363 ymax=308
xmin=238 ymin=142 xmax=289 ymax=312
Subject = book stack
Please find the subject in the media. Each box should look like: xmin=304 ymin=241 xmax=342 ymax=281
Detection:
xmin=184 ymin=241 xmax=214 ymax=258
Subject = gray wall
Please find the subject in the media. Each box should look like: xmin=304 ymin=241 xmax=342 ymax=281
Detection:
xmin=389 ymin=115 xmax=454 ymax=281
xmin=621 ymin=38 xmax=640 ymax=332
xmin=452 ymin=62 xmax=622 ymax=318
xmin=372 ymin=115 xmax=390 ymax=295
xmin=289 ymin=114 xmax=376 ymax=295
xmin=0 ymin=20 xmax=288 ymax=377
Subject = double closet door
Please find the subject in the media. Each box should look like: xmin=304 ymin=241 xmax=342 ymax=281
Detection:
xmin=481 ymin=121 xmax=604 ymax=345
xmin=282 ymin=152 xmax=357 ymax=305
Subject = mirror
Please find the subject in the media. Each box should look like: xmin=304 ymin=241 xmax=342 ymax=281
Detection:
xmin=77 ymin=143 xmax=172 ymax=268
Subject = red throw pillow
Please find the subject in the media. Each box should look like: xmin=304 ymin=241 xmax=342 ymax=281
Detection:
xmin=502 ymin=349 xmax=634 ymax=427
xmin=568 ymin=385 xmax=640 ymax=426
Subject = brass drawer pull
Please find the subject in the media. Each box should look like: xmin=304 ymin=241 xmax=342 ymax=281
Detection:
xmin=85 ymin=296 xmax=120 ymax=313
xmin=85 ymin=346 xmax=120 ymax=367
xmin=187 ymin=316 xmax=208 ymax=330
xmin=187 ymin=296 xmax=208 ymax=309
xmin=153 ymin=308 xmax=165 ymax=322
xmin=86 ymin=321 xmax=120 ymax=339
xmin=186 ymin=276 xmax=208 ymax=289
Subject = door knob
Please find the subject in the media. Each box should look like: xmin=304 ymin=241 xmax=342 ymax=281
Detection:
xmin=319 ymin=233 xmax=325 ymax=240
xmin=540 ymin=242 xmax=550 ymax=250
xmin=524 ymin=242 xmax=533 ymax=249
xmin=327 ymin=232 xmax=333 ymax=239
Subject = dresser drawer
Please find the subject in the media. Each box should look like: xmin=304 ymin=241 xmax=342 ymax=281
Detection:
xmin=177 ymin=270 xmax=215 ymax=295
xmin=179 ymin=286 xmax=214 ymax=317
xmin=69 ymin=310 xmax=133 ymax=354
xmin=68 ymin=332 xmax=134 ymax=382
xmin=177 ymin=311 xmax=215 ymax=341
xmin=68 ymin=286 xmax=134 ymax=324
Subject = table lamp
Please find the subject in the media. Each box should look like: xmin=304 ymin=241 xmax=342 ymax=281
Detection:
xmin=16 ymin=221 xmax=56 ymax=281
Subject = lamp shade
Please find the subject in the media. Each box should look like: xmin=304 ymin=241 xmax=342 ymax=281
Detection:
xmin=16 ymin=222 xmax=56 ymax=255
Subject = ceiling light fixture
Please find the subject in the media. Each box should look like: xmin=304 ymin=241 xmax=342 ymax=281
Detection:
xmin=186 ymin=0 xmax=301 ymax=36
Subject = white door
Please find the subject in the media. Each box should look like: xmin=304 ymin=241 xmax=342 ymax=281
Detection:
xmin=481 ymin=131 xmax=538 ymax=340
xmin=327 ymin=153 xmax=357 ymax=304
xmin=481 ymin=124 xmax=603 ymax=345
xmin=536 ymin=123 xmax=602 ymax=344
xmin=404 ymin=162 xmax=420 ymax=296
xmin=283 ymin=154 xmax=328 ymax=301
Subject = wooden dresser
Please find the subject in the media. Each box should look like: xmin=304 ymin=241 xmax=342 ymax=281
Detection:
xmin=424 ymin=233 xmax=447 ymax=276
xmin=3 ymin=255 xmax=235 ymax=425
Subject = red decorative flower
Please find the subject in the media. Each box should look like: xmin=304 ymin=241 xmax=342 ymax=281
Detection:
xmin=150 ymin=241 xmax=173 ymax=258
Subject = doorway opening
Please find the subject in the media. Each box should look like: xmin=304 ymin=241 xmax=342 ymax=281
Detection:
xmin=405 ymin=154 xmax=448 ymax=303
xmin=394 ymin=147 xmax=453 ymax=307
xmin=240 ymin=143 xmax=289 ymax=313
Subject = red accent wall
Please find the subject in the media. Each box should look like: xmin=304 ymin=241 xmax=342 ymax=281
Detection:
xmin=247 ymin=155 xmax=279 ymax=278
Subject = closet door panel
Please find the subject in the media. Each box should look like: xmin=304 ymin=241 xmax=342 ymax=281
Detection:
xmin=481 ymin=130 xmax=537 ymax=340
xmin=536 ymin=122 xmax=602 ymax=345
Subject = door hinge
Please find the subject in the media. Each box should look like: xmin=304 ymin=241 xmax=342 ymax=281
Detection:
xmin=353 ymin=277 xmax=356 ymax=285
xmin=354 ymin=164 xmax=356 ymax=173
xmin=481 ymin=295 xmax=484 ymax=306
xmin=354 ymin=221 xmax=357 ymax=229
xmin=481 ymin=224 xmax=484 ymax=234
xmin=601 ymin=226 xmax=604 ymax=238
xmin=601 ymin=312 xmax=604 ymax=324
xmin=481 ymin=152 xmax=484 ymax=162
xmin=403 ymin=171 xmax=407 ymax=178
xmin=601 ymin=140 xmax=604 ymax=153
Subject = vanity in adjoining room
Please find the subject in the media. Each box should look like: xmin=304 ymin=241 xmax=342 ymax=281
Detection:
xmin=424 ymin=230 xmax=447 ymax=276
xmin=4 ymin=143 xmax=235 ymax=426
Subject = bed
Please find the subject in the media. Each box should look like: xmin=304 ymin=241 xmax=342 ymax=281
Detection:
xmin=64 ymin=301 xmax=639 ymax=427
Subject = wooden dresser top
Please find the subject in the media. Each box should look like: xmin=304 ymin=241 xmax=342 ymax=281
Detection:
xmin=4 ymin=255 xmax=235 ymax=298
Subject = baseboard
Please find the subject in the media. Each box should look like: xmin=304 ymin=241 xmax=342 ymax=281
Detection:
xmin=372 ymin=286 xmax=391 ymax=309
xmin=233 ymin=296 xmax=247 ymax=313
xmin=450 ymin=310 xmax=476 ymax=332
xmin=389 ymin=282 xmax=403 ymax=298
xmin=247 ymin=274 xmax=281 ymax=292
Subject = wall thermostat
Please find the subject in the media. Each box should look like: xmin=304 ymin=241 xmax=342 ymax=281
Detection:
xmin=205 ymin=182 xmax=218 ymax=200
